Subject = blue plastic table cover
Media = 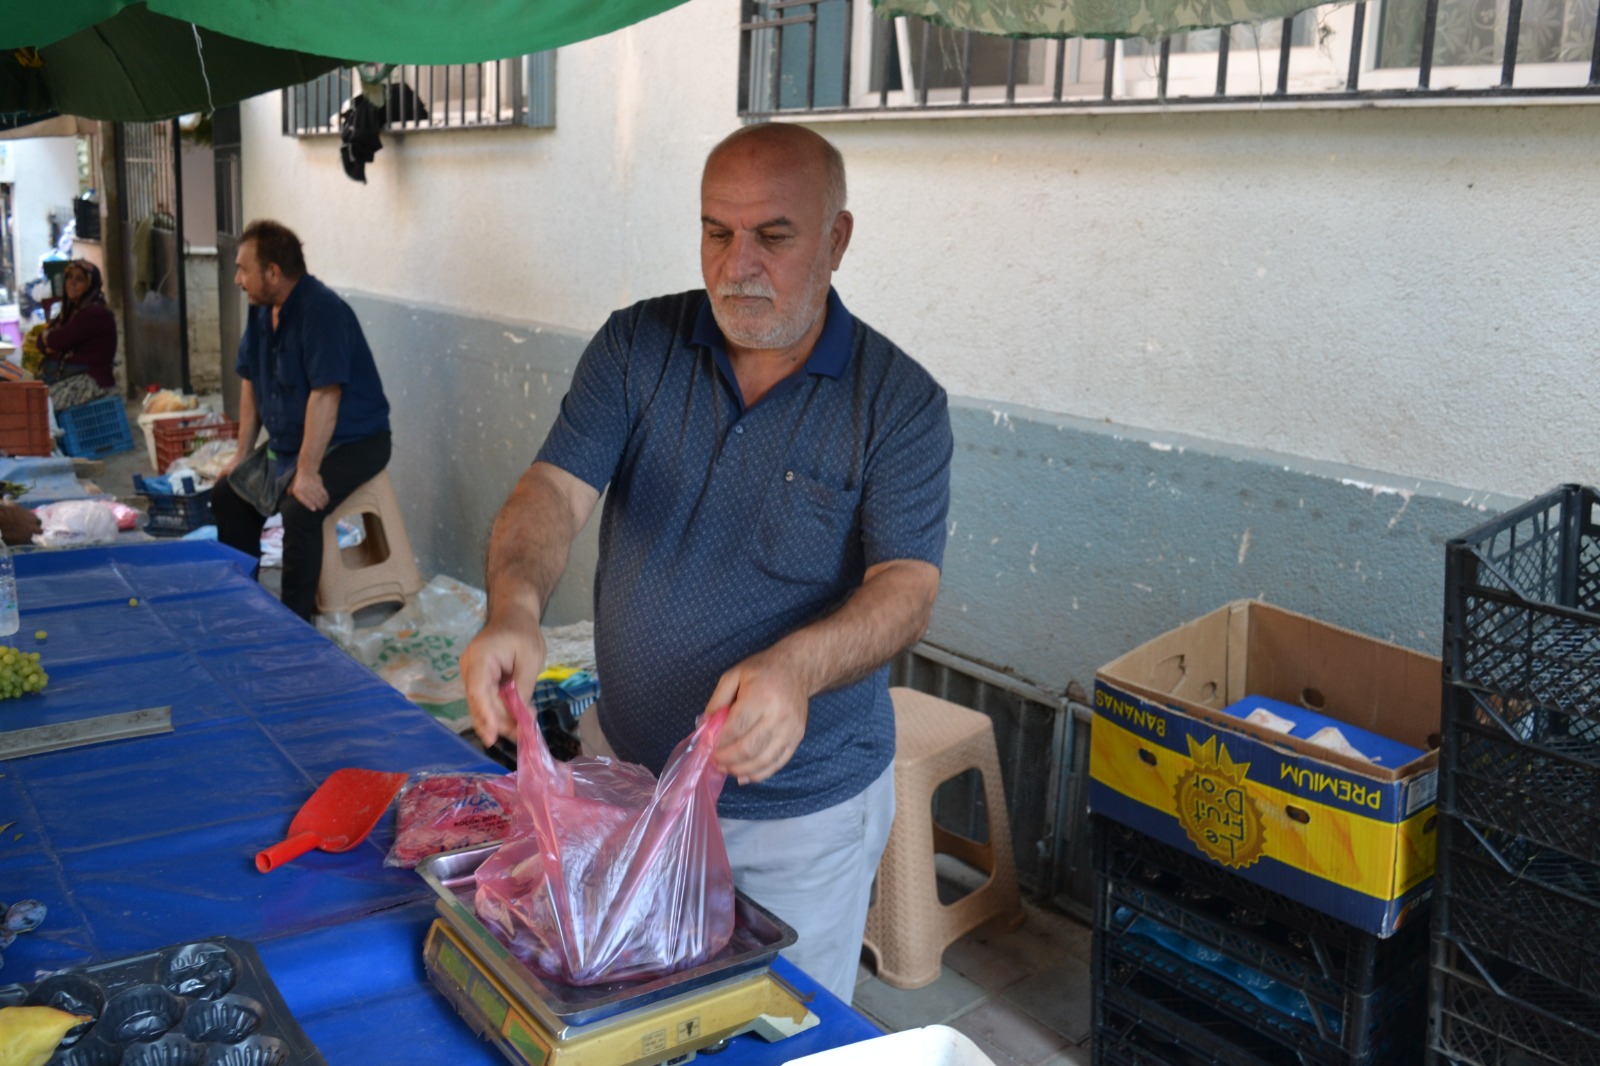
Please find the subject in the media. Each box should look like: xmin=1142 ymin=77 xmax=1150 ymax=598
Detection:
xmin=0 ymin=541 xmax=884 ymax=1063
xmin=0 ymin=541 xmax=501 ymax=978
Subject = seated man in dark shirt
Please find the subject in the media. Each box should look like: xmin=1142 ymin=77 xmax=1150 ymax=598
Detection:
xmin=212 ymin=220 xmax=392 ymax=620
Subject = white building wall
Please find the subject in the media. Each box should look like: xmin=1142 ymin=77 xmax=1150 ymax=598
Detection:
xmin=241 ymin=0 xmax=1599 ymax=502
xmin=6 ymin=137 xmax=80 ymax=301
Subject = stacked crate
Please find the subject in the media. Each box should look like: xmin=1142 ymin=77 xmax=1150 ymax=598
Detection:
xmin=1092 ymin=816 xmax=1430 ymax=1065
xmin=1429 ymin=485 xmax=1600 ymax=1065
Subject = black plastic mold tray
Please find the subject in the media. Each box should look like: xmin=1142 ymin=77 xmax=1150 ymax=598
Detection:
xmin=0 ymin=936 xmax=325 ymax=1066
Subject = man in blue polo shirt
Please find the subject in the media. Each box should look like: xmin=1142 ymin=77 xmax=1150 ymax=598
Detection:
xmin=212 ymin=220 xmax=391 ymax=620
xmin=461 ymin=124 xmax=952 ymax=1002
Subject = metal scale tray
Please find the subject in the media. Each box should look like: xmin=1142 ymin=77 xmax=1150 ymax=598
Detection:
xmin=416 ymin=843 xmax=798 ymax=1032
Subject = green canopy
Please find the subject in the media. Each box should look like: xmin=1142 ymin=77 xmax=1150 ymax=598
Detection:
xmin=871 ymin=0 xmax=1333 ymax=39
xmin=3 ymin=6 xmax=341 ymax=123
xmin=2 ymin=0 xmax=691 ymax=122
xmin=3 ymin=0 xmax=693 ymax=64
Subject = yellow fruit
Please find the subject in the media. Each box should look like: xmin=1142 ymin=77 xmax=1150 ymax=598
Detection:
xmin=0 ymin=1005 xmax=91 ymax=1066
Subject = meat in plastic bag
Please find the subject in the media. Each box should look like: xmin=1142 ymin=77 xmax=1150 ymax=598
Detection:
xmin=473 ymin=681 xmax=735 ymax=985
xmin=385 ymin=772 xmax=513 ymax=868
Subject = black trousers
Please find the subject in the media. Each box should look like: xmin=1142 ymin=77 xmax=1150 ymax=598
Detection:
xmin=212 ymin=432 xmax=392 ymax=620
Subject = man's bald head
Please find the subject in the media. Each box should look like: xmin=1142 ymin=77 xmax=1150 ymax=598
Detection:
xmin=704 ymin=124 xmax=848 ymax=225
xmin=699 ymin=123 xmax=854 ymax=356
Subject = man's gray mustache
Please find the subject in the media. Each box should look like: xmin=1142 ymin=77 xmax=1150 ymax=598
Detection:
xmin=716 ymin=284 xmax=775 ymax=299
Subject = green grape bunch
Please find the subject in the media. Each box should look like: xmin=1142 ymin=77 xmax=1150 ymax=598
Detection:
xmin=0 ymin=647 xmax=48 ymax=700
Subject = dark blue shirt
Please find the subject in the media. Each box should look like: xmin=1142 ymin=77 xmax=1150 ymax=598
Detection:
xmin=537 ymin=288 xmax=953 ymax=819
xmin=235 ymin=274 xmax=390 ymax=458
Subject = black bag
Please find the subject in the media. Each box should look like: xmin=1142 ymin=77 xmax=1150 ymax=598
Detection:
xmin=228 ymin=444 xmax=295 ymax=517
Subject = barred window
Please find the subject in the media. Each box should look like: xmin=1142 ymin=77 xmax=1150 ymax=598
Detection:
xmin=739 ymin=0 xmax=1600 ymax=115
xmin=283 ymin=55 xmax=555 ymax=135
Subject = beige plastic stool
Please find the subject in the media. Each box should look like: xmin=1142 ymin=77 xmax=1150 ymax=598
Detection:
xmin=314 ymin=469 xmax=424 ymax=614
xmin=862 ymin=687 xmax=1025 ymax=989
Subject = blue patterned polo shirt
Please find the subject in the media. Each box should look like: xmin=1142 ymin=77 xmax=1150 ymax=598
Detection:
xmin=536 ymin=288 xmax=952 ymax=819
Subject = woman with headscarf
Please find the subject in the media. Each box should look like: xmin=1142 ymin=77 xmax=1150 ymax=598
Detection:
xmin=40 ymin=259 xmax=118 ymax=388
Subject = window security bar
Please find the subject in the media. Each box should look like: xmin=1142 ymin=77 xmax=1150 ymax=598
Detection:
xmin=739 ymin=0 xmax=1600 ymax=117
xmin=283 ymin=56 xmax=555 ymax=136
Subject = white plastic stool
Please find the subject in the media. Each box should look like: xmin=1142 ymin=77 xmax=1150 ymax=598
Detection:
xmin=862 ymin=687 xmax=1025 ymax=989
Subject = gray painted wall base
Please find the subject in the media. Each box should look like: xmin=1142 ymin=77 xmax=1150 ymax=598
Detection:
xmin=934 ymin=400 xmax=1524 ymax=694
xmin=347 ymin=290 xmax=1529 ymax=695
xmin=346 ymin=291 xmax=599 ymax=626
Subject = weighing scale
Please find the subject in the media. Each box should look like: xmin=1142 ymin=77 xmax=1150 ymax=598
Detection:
xmin=418 ymin=845 xmax=821 ymax=1066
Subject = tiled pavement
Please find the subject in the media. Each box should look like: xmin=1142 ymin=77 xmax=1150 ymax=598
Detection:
xmin=851 ymin=897 xmax=1095 ymax=1066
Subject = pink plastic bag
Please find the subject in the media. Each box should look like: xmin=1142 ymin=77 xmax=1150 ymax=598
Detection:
xmin=473 ymin=681 xmax=736 ymax=985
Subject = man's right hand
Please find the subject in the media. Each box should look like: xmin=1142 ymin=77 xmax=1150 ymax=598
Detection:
xmin=460 ymin=610 xmax=547 ymax=749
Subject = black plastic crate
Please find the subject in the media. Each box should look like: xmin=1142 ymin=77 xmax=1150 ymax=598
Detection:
xmin=133 ymin=474 xmax=215 ymax=537
xmin=1093 ymin=818 xmax=1428 ymax=1065
xmin=1095 ymin=817 xmax=1431 ymax=1011
xmin=1443 ymin=696 xmax=1600 ymax=864
xmin=1444 ymin=484 xmax=1600 ymax=760
xmin=1433 ymin=809 xmax=1600 ymax=1001
xmin=1096 ymin=947 xmax=1424 ymax=1066
xmin=1099 ymin=910 xmax=1426 ymax=1065
xmin=1429 ymin=939 xmax=1600 ymax=1066
xmin=1096 ymin=994 xmax=1286 ymax=1066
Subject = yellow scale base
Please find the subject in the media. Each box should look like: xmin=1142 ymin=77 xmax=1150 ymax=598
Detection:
xmin=424 ymin=919 xmax=820 ymax=1066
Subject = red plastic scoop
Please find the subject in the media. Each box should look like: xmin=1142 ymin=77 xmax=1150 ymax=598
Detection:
xmin=256 ymin=768 xmax=409 ymax=873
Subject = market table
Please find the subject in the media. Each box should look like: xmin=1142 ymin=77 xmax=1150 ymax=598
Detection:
xmin=0 ymin=541 xmax=881 ymax=1063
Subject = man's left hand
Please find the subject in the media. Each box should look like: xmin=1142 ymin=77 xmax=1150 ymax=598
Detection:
xmin=290 ymin=468 xmax=329 ymax=512
xmin=706 ymin=652 xmax=810 ymax=785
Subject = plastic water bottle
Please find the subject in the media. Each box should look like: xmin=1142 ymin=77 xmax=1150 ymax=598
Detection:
xmin=0 ymin=540 xmax=18 ymax=637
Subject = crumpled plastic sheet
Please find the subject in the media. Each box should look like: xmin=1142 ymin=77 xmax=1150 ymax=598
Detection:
xmin=318 ymin=582 xmax=599 ymax=737
xmin=31 ymin=499 xmax=130 ymax=547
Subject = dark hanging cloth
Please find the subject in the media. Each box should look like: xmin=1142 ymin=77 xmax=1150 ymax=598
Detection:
xmin=339 ymin=95 xmax=383 ymax=183
xmin=380 ymin=82 xmax=429 ymax=125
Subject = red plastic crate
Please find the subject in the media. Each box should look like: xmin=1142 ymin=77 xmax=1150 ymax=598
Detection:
xmin=0 ymin=382 xmax=52 ymax=456
xmin=153 ymin=414 xmax=239 ymax=473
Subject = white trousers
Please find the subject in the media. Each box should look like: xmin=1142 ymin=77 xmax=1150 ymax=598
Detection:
xmin=578 ymin=711 xmax=895 ymax=1004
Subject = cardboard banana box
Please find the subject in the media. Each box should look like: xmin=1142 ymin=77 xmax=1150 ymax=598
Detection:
xmin=1090 ymin=600 xmax=1440 ymax=937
